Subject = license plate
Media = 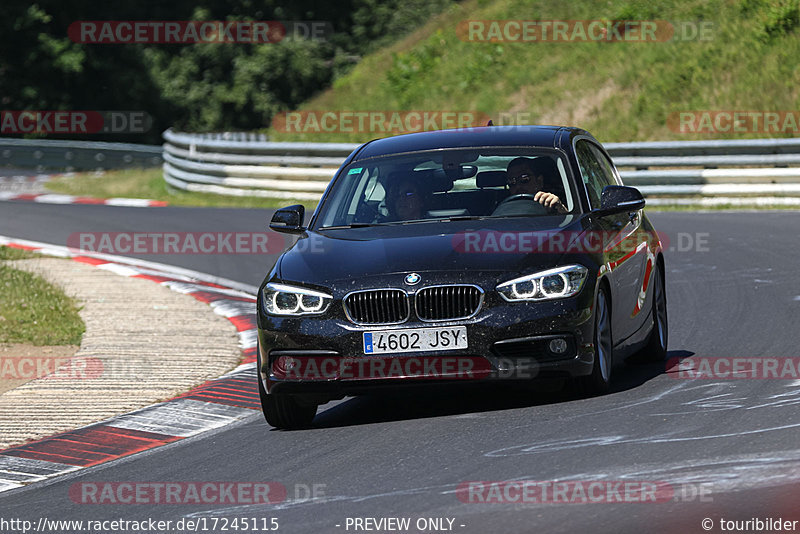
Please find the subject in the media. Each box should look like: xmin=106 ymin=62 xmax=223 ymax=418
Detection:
xmin=363 ymin=326 xmax=468 ymax=355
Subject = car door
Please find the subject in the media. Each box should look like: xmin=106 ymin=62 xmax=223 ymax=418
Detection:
xmin=575 ymin=139 xmax=647 ymax=343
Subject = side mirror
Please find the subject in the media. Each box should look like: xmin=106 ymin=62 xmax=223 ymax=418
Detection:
xmin=594 ymin=185 xmax=645 ymax=217
xmin=269 ymin=204 xmax=306 ymax=234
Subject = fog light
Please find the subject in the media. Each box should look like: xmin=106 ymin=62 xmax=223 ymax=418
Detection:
xmin=549 ymin=338 xmax=568 ymax=354
xmin=276 ymin=356 xmax=298 ymax=371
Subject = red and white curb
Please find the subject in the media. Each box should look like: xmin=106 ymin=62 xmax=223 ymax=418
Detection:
xmin=0 ymin=192 xmax=167 ymax=207
xmin=0 ymin=236 xmax=260 ymax=493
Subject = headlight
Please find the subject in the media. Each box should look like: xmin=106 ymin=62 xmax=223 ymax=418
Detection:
xmin=262 ymin=282 xmax=332 ymax=316
xmin=497 ymin=265 xmax=588 ymax=302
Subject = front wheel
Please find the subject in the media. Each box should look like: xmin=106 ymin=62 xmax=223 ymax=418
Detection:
xmin=261 ymin=391 xmax=317 ymax=430
xmin=575 ymin=286 xmax=613 ymax=396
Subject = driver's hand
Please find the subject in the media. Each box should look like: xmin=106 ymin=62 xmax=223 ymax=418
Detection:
xmin=534 ymin=192 xmax=567 ymax=213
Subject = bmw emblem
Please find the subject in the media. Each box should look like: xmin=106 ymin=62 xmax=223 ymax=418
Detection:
xmin=404 ymin=273 xmax=421 ymax=285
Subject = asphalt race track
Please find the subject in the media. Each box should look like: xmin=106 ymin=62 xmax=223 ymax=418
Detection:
xmin=1 ymin=200 xmax=799 ymax=533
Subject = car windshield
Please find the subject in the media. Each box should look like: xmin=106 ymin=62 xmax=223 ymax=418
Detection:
xmin=314 ymin=148 xmax=576 ymax=229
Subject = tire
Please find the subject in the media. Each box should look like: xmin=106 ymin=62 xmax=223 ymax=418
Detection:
xmin=575 ymin=286 xmax=613 ymax=396
xmin=257 ymin=347 xmax=317 ymax=430
xmin=635 ymin=262 xmax=668 ymax=363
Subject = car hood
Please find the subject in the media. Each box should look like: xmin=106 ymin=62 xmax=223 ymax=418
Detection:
xmin=275 ymin=216 xmax=590 ymax=288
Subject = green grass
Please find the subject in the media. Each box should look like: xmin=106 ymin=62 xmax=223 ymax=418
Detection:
xmin=0 ymin=246 xmax=39 ymax=260
xmin=266 ymin=0 xmax=800 ymax=144
xmin=46 ymin=168 xmax=317 ymax=209
xmin=0 ymin=248 xmax=85 ymax=346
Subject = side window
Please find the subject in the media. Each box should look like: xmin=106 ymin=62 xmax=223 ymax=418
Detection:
xmin=588 ymin=144 xmax=620 ymax=186
xmin=575 ymin=140 xmax=615 ymax=209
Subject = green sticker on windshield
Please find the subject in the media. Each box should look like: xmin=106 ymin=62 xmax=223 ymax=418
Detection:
xmin=348 ymin=167 xmax=363 ymax=175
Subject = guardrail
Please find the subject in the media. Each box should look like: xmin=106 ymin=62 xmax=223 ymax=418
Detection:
xmin=162 ymin=129 xmax=354 ymax=200
xmin=0 ymin=138 xmax=162 ymax=171
xmin=162 ymin=129 xmax=800 ymax=204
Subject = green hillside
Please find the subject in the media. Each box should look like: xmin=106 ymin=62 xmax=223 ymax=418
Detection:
xmin=268 ymin=0 xmax=800 ymax=143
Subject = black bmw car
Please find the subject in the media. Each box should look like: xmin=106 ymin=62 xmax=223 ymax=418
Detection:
xmin=257 ymin=125 xmax=667 ymax=429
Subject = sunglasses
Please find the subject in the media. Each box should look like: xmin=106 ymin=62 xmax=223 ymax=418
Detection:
xmin=507 ymin=173 xmax=543 ymax=186
xmin=391 ymin=190 xmax=419 ymax=203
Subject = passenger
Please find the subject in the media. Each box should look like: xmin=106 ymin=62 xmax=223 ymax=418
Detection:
xmin=384 ymin=177 xmax=428 ymax=221
xmin=505 ymin=157 xmax=568 ymax=214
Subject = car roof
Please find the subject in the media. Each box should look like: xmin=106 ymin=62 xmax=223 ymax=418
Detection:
xmin=351 ymin=125 xmax=591 ymax=161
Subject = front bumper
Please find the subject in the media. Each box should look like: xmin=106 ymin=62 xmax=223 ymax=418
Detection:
xmin=258 ymin=289 xmax=597 ymax=399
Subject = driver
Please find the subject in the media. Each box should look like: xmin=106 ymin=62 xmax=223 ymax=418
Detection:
xmin=384 ymin=177 xmax=428 ymax=221
xmin=505 ymin=157 xmax=568 ymax=214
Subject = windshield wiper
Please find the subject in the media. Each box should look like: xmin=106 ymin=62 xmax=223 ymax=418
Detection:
xmin=321 ymin=216 xmax=494 ymax=229
xmin=382 ymin=215 xmax=493 ymax=225
xmin=318 ymin=222 xmax=384 ymax=230
xmin=383 ymin=218 xmax=441 ymax=225
xmin=439 ymin=215 xmax=490 ymax=222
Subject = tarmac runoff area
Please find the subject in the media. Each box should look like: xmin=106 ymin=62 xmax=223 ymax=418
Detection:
xmin=0 ymin=256 xmax=242 ymax=449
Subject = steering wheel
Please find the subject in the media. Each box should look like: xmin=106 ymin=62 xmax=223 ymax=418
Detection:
xmin=493 ymin=194 xmax=548 ymax=215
